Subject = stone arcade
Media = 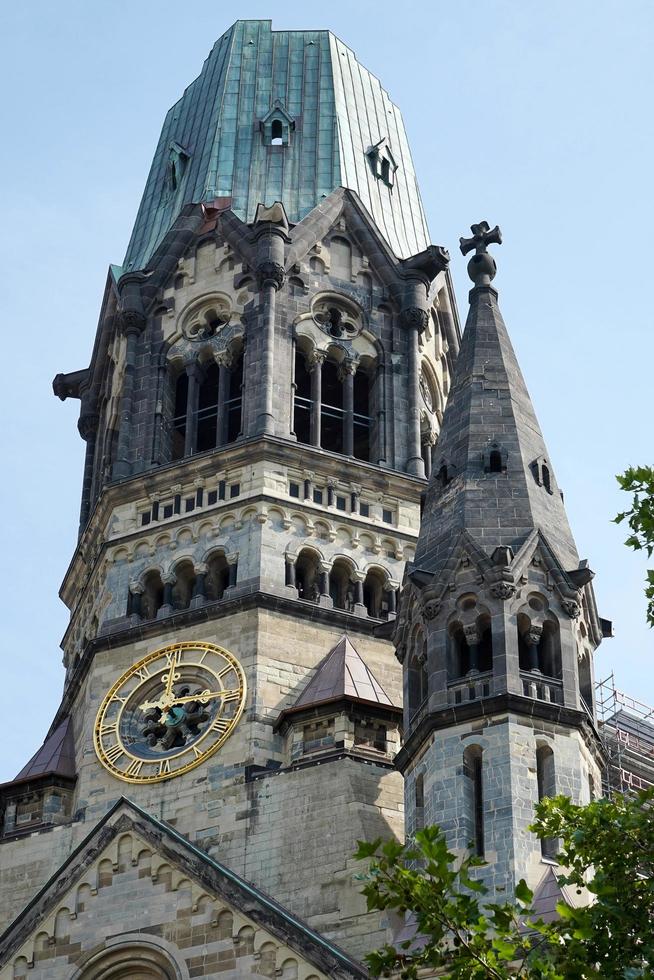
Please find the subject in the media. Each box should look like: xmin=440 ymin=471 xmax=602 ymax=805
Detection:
xmin=0 ymin=19 xmax=606 ymax=980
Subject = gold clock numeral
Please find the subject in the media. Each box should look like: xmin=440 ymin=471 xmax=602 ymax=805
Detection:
xmin=221 ymin=690 xmax=241 ymax=703
xmin=158 ymin=759 xmax=171 ymax=777
xmin=218 ymin=665 xmax=234 ymax=680
xmin=211 ymin=718 xmax=230 ymax=734
xmin=166 ymin=649 xmax=183 ymax=669
xmin=134 ymin=664 xmax=152 ymax=682
xmin=191 ymin=744 xmax=203 ymax=758
xmin=125 ymin=759 xmax=143 ymax=778
xmin=105 ymin=743 xmax=124 ymax=764
xmin=100 ymin=723 xmax=117 ymax=737
xmin=111 ymin=696 xmax=128 ymax=706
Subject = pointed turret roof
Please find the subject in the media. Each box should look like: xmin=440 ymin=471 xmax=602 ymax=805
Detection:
xmin=414 ymin=224 xmax=579 ymax=580
xmin=7 ymin=718 xmax=76 ymax=787
xmin=295 ymin=635 xmax=395 ymax=709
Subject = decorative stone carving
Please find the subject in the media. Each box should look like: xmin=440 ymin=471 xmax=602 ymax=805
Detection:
xmin=422 ymin=599 xmax=441 ymax=620
xmin=562 ymin=598 xmax=581 ymax=619
xmin=256 ymin=261 xmax=285 ymax=290
xmin=419 ymin=372 xmax=433 ymax=411
xmin=312 ymin=295 xmax=363 ymax=339
xmin=459 ymin=220 xmax=502 ymax=287
xmin=490 ymin=581 xmax=516 ymax=600
xmin=463 ymin=624 xmax=479 ymax=645
xmin=400 ymin=307 xmax=429 ymax=333
xmin=526 ymin=626 xmax=543 ymax=646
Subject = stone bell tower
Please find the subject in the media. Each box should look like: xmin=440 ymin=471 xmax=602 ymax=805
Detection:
xmin=395 ymin=224 xmax=606 ymax=899
xmin=0 ymin=20 xmax=461 ymax=970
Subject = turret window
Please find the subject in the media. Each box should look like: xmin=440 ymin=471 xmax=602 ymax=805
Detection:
xmin=463 ymin=745 xmax=484 ymax=857
xmin=448 ymin=614 xmax=493 ymax=680
xmin=536 ymin=745 xmax=557 ymax=859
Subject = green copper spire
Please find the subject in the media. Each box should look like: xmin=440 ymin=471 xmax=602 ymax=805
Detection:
xmin=123 ymin=20 xmax=431 ymax=271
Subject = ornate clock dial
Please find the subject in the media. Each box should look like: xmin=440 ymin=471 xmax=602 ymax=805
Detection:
xmin=94 ymin=641 xmax=246 ymax=783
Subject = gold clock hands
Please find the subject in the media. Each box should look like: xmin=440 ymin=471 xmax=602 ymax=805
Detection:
xmin=167 ymin=689 xmax=241 ymax=707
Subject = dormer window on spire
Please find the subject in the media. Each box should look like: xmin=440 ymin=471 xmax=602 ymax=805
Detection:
xmin=366 ymin=138 xmax=397 ymax=188
xmin=260 ymin=101 xmax=295 ymax=147
xmin=166 ymin=141 xmax=190 ymax=197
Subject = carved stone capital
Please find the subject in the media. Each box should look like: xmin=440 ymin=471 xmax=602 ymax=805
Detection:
xmin=463 ymin=624 xmax=479 ymax=645
xmin=161 ymin=572 xmax=176 ymax=586
xmin=307 ymin=348 xmax=327 ymax=369
xmin=526 ymin=625 xmax=543 ymax=646
xmin=119 ymin=309 xmax=146 ymax=336
xmin=490 ymin=581 xmax=516 ymax=600
xmin=77 ymin=413 xmax=99 ymax=441
xmin=338 ymin=357 xmax=359 ymax=380
xmin=193 ymin=562 xmax=208 ymax=575
xmin=129 ymin=581 xmax=145 ymax=596
xmin=400 ymin=307 xmax=429 ymax=333
xmin=256 ymin=261 xmax=285 ymax=291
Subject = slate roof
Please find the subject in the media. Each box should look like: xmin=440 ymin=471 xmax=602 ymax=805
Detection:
xmin=123 ymin=19 xmax=430 ymax=271
xmin=293 ymin=635 xmax=396 ymax=710
xmin=8 ymin=717 xmax=76 ymax=787
xmin=414 ymin=283 xmax=580 ymax=579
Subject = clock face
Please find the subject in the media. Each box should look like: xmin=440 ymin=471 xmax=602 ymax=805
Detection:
xmin=94 ymin=641 xmax=246 ymax=783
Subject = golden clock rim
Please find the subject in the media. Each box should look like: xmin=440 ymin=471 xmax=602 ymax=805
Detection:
xmin=93 ymin=640 xmax=246 ymax=783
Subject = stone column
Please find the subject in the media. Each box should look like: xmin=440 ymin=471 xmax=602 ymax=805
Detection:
xmin=285 ymin=555 xmax=297 ymax=588
xmin=525 ymin=626 xmax=543 ymax=672
xmin=159 ymin=574 xmax=176 ymax=618
xmin=352 ymin=572 xmax=367 ymax=617
xmin=386 ymin=585 xmax=397 ymax=617
xmin=78 ymin=409 xmax=99 ymax=537
xmin=128 ymin=581 xmax=144 ymax=621
xmin=402 ymin=309 xmax=427 ymax=478
xmin=113 ymin=314 xmax=145 ymax=480
xmin=341 ymin=359 xmax=357 ymax=457
xmin=463 ymin=624 xmax=480 ymax=673
xmin=309 ymin=350 xmax=325 ymax=447
xmin=256 ymin=260 xmax=286 ymax=435
xmin=216 ymin=353 xmax=232 ymax=447
xmin=227 ymin=554 xmax=239 ymax=589
xmin=184 ymin=362 xmax=203 ymax=457
xmin=319 ymin=563 xmax=333 ymax=608
xmin=190 ymin=563 xmax=208 ymax=609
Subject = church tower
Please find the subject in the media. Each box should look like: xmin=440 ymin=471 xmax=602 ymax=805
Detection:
xmin=0 ymin=21 xmax=460 ymax=977
xmin=395 ymin=225 xmax=605 ymax=899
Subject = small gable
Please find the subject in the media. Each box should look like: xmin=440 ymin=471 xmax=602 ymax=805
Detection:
xmin=0 ymin=800 xmax=365 ymax=980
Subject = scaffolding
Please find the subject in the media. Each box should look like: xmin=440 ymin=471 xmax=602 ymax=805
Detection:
xmin=596 ymin=673 xmax=654 ymax=796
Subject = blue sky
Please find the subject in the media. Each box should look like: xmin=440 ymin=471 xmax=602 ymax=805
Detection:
xmin=1 ymin=0 xmax=652 ymax=780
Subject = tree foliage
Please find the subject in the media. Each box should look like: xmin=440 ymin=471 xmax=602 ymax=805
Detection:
xmin=355 ymin=789 xmax=654 ymax=979
xmin=615 ymin=465 xmax=654 ymax=626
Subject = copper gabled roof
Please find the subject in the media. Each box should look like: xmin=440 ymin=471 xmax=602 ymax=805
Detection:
xmin=293 ymin=635 xmax=397 ymax=710
xmin=10 ymin=717 xmax=76 ymax=786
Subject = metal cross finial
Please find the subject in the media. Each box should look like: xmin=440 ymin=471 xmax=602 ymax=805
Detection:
xmin=460 ymin=221 xmax=502 ymax=287
xmin=459 ymin=221 xmax=502 ymax=257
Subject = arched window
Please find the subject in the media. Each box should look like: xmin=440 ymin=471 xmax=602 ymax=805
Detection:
xmin=206 ymin=552 xmax=230 ymax=601
xmin=168 ymin=349 xmax=243 ymax=461
xmin=542 ymin=464 xmax=551 ymax=493
xmin=463 ymin=745 xmax=484 ymax=857
xmin=171 ymin=371 xmax=188 ymax=461
xmin=536 ymin=745 xmax=557 ymax=859
xmin=171 ymin=560 xmax=196 ymax=610
xmin=293 ymin=349 xmax=312 ymax=445
xmin=414 ymin=772 xmax=425 ymax=833
xmin=489 ymin=449 xmax=503 ymax=473
xmin=448 ymin=618 xmax=492 ymax=679
xmin=329 ymin=559 xmax=354 ymax=610
xmin=518 ymin=617 xmax=561 ymax=677
xmin=353 ymin=367 xmax=371 ymax=461
xmin=321 ymin=359 xmax=344 ymax=454
xmin=196 ymin=362 xmax=219 ymax=453
xmin=363 ymin=568 xmax=387 ymax=618
xmin=141 ymin=571 xmax=164 ymax=621
xmin=271 ymin=118 xmax=283 ymax=145
xmin=578 ymin=653 xmax=594 ymax=713
xmin=296 ymin=549 xmax=321 ymax=602
xmin=408 ymin=629 xmax=428 ymax=719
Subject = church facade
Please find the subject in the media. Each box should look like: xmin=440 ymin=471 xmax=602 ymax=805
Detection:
xmin=0 ymin=19 xmax=606 ymax=980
